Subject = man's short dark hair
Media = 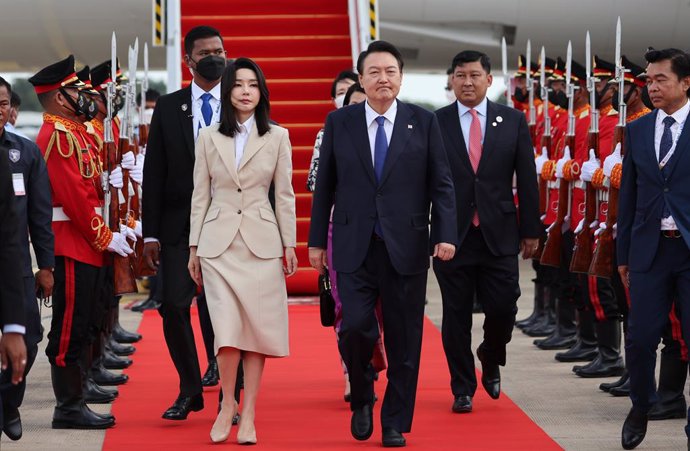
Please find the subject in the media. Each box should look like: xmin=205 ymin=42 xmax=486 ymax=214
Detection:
xmin=184 ymin=25 xmax=223 ymax=55
xmin=451 ymin=50 xmax=491 ymax=74
xmin=644 ymin=47 xmax=690 ymax=81
xmin=10 ymin=91 xmax=20 ymax=108
xmin=356 ymin=40 xmax=404 ymax=74
xmin=0 ymin=76 xmax=11 ymax=96
xmin=330 ymin=70 xmax=358 ymax=98
xmin=136 ymin=89 xmax=162 ymax=105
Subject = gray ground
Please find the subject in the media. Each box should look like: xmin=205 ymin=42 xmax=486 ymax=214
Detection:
xmin=3 ymin=260 xmax=688 ymax=450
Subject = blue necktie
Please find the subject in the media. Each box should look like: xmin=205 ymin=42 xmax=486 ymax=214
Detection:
xmin=374 ymin=116 xmax=388 ymax=237
xmin=201 ymin=92 xmax=213 ymax=127
xmin=660 ymin=115 xmax=676 ymax=218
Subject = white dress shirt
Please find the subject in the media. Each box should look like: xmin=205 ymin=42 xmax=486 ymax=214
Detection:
xmin=655 ymin=99 xmax=690 ymax=230
xmin=235 ymin=115 xmax=254 ymax=169
xmin=365 ymin=100 xmax=397 ymax=165
xmin=457 ymin=97 xmax=488 ymax=153
xmin=191 ymin=80 xmax=221 ymax=140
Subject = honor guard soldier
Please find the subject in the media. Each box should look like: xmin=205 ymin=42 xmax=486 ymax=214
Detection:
xmin=29 ymin=55 xmax=133 ymax=429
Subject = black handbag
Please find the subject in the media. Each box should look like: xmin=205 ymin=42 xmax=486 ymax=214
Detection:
xmin=318 ymin=273 xmax=336 ymax=327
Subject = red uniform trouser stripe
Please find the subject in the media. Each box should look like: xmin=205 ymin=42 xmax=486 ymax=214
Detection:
xmin=669 ymin=305 xmax=688 ymax=362
xmin=588 ymin=275 xmax=606 ymax=321
xmin=56 ymin=258 xmax=76 ymax=367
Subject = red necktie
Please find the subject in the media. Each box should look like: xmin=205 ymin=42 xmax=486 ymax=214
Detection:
xmin=469 ymin=109 xmax=482 ymax=226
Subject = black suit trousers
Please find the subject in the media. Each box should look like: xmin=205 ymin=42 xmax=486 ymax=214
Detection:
xmin=433 ymin=226 xmax=520 ymax=397
xmin=337 ymin=238 xmax=427 ymax=433
xmin=159 ymin=241 xmax=202 ymax=396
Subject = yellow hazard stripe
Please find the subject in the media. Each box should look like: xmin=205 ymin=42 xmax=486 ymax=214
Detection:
xmin=154 ymin=0 xmax=163 ymax=45
xmin=369 ymin=0 xmax=377 ymax=40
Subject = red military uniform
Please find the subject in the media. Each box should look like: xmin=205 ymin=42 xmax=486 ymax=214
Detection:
xmin=568 ymin=104 xmax=591 ymax=231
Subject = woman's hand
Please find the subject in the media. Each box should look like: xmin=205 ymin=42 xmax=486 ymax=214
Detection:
xmin=284 ymin=247 xmax=298 ymax=277
xmin=188 ymin=246 xmax=203 ymax=286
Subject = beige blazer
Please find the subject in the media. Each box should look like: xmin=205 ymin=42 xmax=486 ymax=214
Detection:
xmin=189 ymin=123 xmax=296 ymax=259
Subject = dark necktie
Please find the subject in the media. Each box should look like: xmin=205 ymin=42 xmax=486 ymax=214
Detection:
xmin=660 ymin=115 xmax=676 ymax=218
xmin=201 ymin=92 xmax=213 ymax=127
xmin=374 ymin=116 xmax=388 ymax=237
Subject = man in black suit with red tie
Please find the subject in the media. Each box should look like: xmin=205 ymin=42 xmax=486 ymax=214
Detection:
xmin=309 ymin=41 xmax=457 ymax=447
xmin=434 ymin=50 xmax=541 ymax=414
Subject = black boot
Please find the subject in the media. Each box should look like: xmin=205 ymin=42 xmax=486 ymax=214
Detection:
xmin=534 ymin=297 xmax=577 ymax=350
xmin=202 ymin=359 xmax=219 ymax=387
xmin=575 ymin=319 xmax=625 ymax=377
xmin=609 ymin=377 xmax=631 ymax=397
xmin=103 ymin=348 xmax=132 ymax=370
xmin=555 ymin=309 xmax=598 ymax=362
xmin=600 ymin=371 xmax=629 ymax=392
xmin=90 ymin=359 xmax=129 ymax=386
xmin=523 ymin=286 xmax=557 ymax=337
xmin=516 ymin=280 xmax=544 ymax=329
xmin=80 ymin=349 xmax=118 ymax=404
xmin=51 ymin=365 xmax=115 ymax=429
xmin=108 ymin=336 xmax=135 ymax=356
xmin=648 ymin=351 xmax=688 ymax=420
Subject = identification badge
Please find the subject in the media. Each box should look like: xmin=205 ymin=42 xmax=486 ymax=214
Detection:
xmin=12 ymin=173 xmax=25 ymax=196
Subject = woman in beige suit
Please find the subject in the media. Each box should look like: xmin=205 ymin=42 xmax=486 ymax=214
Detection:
xmin=188 ymin=57 xmax=297 ymax=445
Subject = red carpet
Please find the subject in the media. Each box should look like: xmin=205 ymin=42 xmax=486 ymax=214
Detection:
xmin=103 ymin=305 xmax=562 ymax=450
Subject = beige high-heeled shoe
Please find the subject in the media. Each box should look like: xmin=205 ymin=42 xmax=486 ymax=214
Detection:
xmin=210 ymin=403 xmax=238 ymax=443
xmin=237 ymin=418 xmax=257 ymax=445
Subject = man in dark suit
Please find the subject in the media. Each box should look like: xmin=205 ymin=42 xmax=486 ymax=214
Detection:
xmin=309 ymin=41 xmax=457 ymax=447
xmin=617 ymin=48 xmax=690 ymax=450
xmin=0 ymin=84 xmax=27 ymax=435
xmin=0 ymin=77 xmax=54 ymax=440
xmin=142 ymin=25 xmax=228 ymax=420
xmin=434 ymin=50 xmax=541 ymax=414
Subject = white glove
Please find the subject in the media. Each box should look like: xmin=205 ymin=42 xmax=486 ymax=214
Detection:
xmin=107 ymin=232 xmax=134 ymax=257
xmin=613 ymin=223 xmax=617 ymax=240
xmin=580 ymin=149 xmax=600 ymax=182
xmin=120 ymin=224 xmax=137 ymax=242
xmin=590 ymin=220 xmax=600 ymax=230
xmin=134 ymin=220 xmax=142 ymax=238
xmin=109 ymin=166 xmax=123 ymax=189
xmin=594 ymin=222 xmax=606 ymax=237
xmin=603 ymin=143 xmax=623 ymax=177
xmin=574 ymin=218 xmax=585 ymax=234
xmin=121 ymin=151 xmax=136 ymax=170
xmin=130 ymin=156 xmax=144 ymax=184
xmin=535 ymin=146 xmax=549 ymax=175
xmin=555 ymin=145 xmax=572 ymax=178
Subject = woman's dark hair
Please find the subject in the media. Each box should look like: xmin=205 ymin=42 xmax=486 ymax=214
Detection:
xmin=343 ymin=82 xmax=365 ymax=106
xmin=330 ymin=70 xmax=358 ymax=98
xmin=218 ymin=57 xmax=271 ymax=138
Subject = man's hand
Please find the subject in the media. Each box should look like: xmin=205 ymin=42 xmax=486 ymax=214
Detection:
xmin=309 ymin=247 xmax=328 ymax=274
xmin=520 ymin=238 xmax=540 ymax=259
xmin=618 ymin=265 xmax=629 ymax=288
xmin=0 ymin=333 xmax=27 ymax=385
xmin=188 ymin=247 xmax=203 ymax=286
xmin=143 ymin=241 xmax=160 ymax=272
xmin=284 ymin=247 xmax=298 ymax=277
xmin=433 ymin=242 xmax=456 ymax=261
xmin=35 ymin=268 xmax=54 ymax=298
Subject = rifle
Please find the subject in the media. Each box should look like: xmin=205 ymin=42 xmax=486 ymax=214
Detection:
xmin=570 ymin=33 xmax=599 ymax=273
xmin=541 ymin=43 xmax=575 ymax=268
xmin=589 ymin=18 xmax=625 ymax=279
xmin=105 ymin=33 xmax=138 ymax=295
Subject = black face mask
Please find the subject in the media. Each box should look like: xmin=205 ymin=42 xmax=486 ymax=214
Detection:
xmin=191 ymin=55 xmax=226 ymax=82
xmin=550 ymin=90 xmax=568 ymax=109
xmin=595 ymin=82 xmax=611 ymax=109
xmin=513 ymin=87 xmax=528 ymax=103
xmin=611 ymin=87 xmax=636 ymax=113
xmin=640 ymin=86 xmax=654 ymax=110
xmin=61 ymin=88 xmax=96 ymax=119
xmin=112 ymin=87 xmax=126 ymax=116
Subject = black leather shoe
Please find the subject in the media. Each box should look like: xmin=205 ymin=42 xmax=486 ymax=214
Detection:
xmin=202 ymin=360 xmax=219 ymax=387
xmin=112 ymin=324 xmax=142 ymax=344
xmin=3 ymin=409 xmax=22 ymax=440
xmin=574 ymin=356 xmax=625 ymax=378
xmin=534 ymin=334 xmax=576 ymax=350
xmin=90 ymin=364 xmax=128 ymax=386
xmin=477 ymin=350 xmax=501 ymax=400
xmin=554 ymin=343 xmax=598 ymax=362
xmin=382 ymin=427 xmax=406 ymax=447
xmin=131 ymin=298 xmax=161 ymax=313
xmin=600 ymin=372 xmax=629 ymax=392
xmin=609 ymin=378 xmax=631 ymax=397
xmin=83 ymin=377 xmax=118 ymax=404
xmin=103 ymin=350 xmax=132 ymax=370
xmin=350 ymin=403 xmax=373 ymax=441
xmin=648 ymin=398 xmax=687 ymax=420
xmin=622 ymin=407 xmax=648 ymax=450
xmin=52 ymin=403 xmax=115 ymax=429
xmin=452 ymin=395 xmax=472 ymax=413
xmin=162 ymin=394 xmax=204 ymax=420
xmin=108 ymin=337 xmax=135 ymax=356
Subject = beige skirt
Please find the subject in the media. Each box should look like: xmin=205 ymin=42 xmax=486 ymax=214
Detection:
xmin=200 ymin=232 xmax=289 ymax=357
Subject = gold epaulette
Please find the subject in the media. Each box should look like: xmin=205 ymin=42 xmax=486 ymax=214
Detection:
xmin=607 ymin=107 xmax=618 ymax=116
xmin=85 ymin=121 xmax=104 ymax=152
xmin=575 ymin=105 xmax=590 ymax=119
xmin=627 ymin=108 xmax=651 ymax=123
xmin=43 ymin=114 xmax=82 ymax=162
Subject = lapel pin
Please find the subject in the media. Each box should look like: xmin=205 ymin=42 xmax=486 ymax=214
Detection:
xmin=496 ymin=116 xmax=503 ymax=123
xmin=181 ymin=103 xmax=188 ymax=112
xmin=492 ymin=122 xmax=498 ymax=127
xmin=408 ymin=124 xmax=413 ymax=129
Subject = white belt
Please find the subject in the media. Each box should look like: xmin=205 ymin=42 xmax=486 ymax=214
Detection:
xmin=52 ymin=206 xmax=101 ymax=222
